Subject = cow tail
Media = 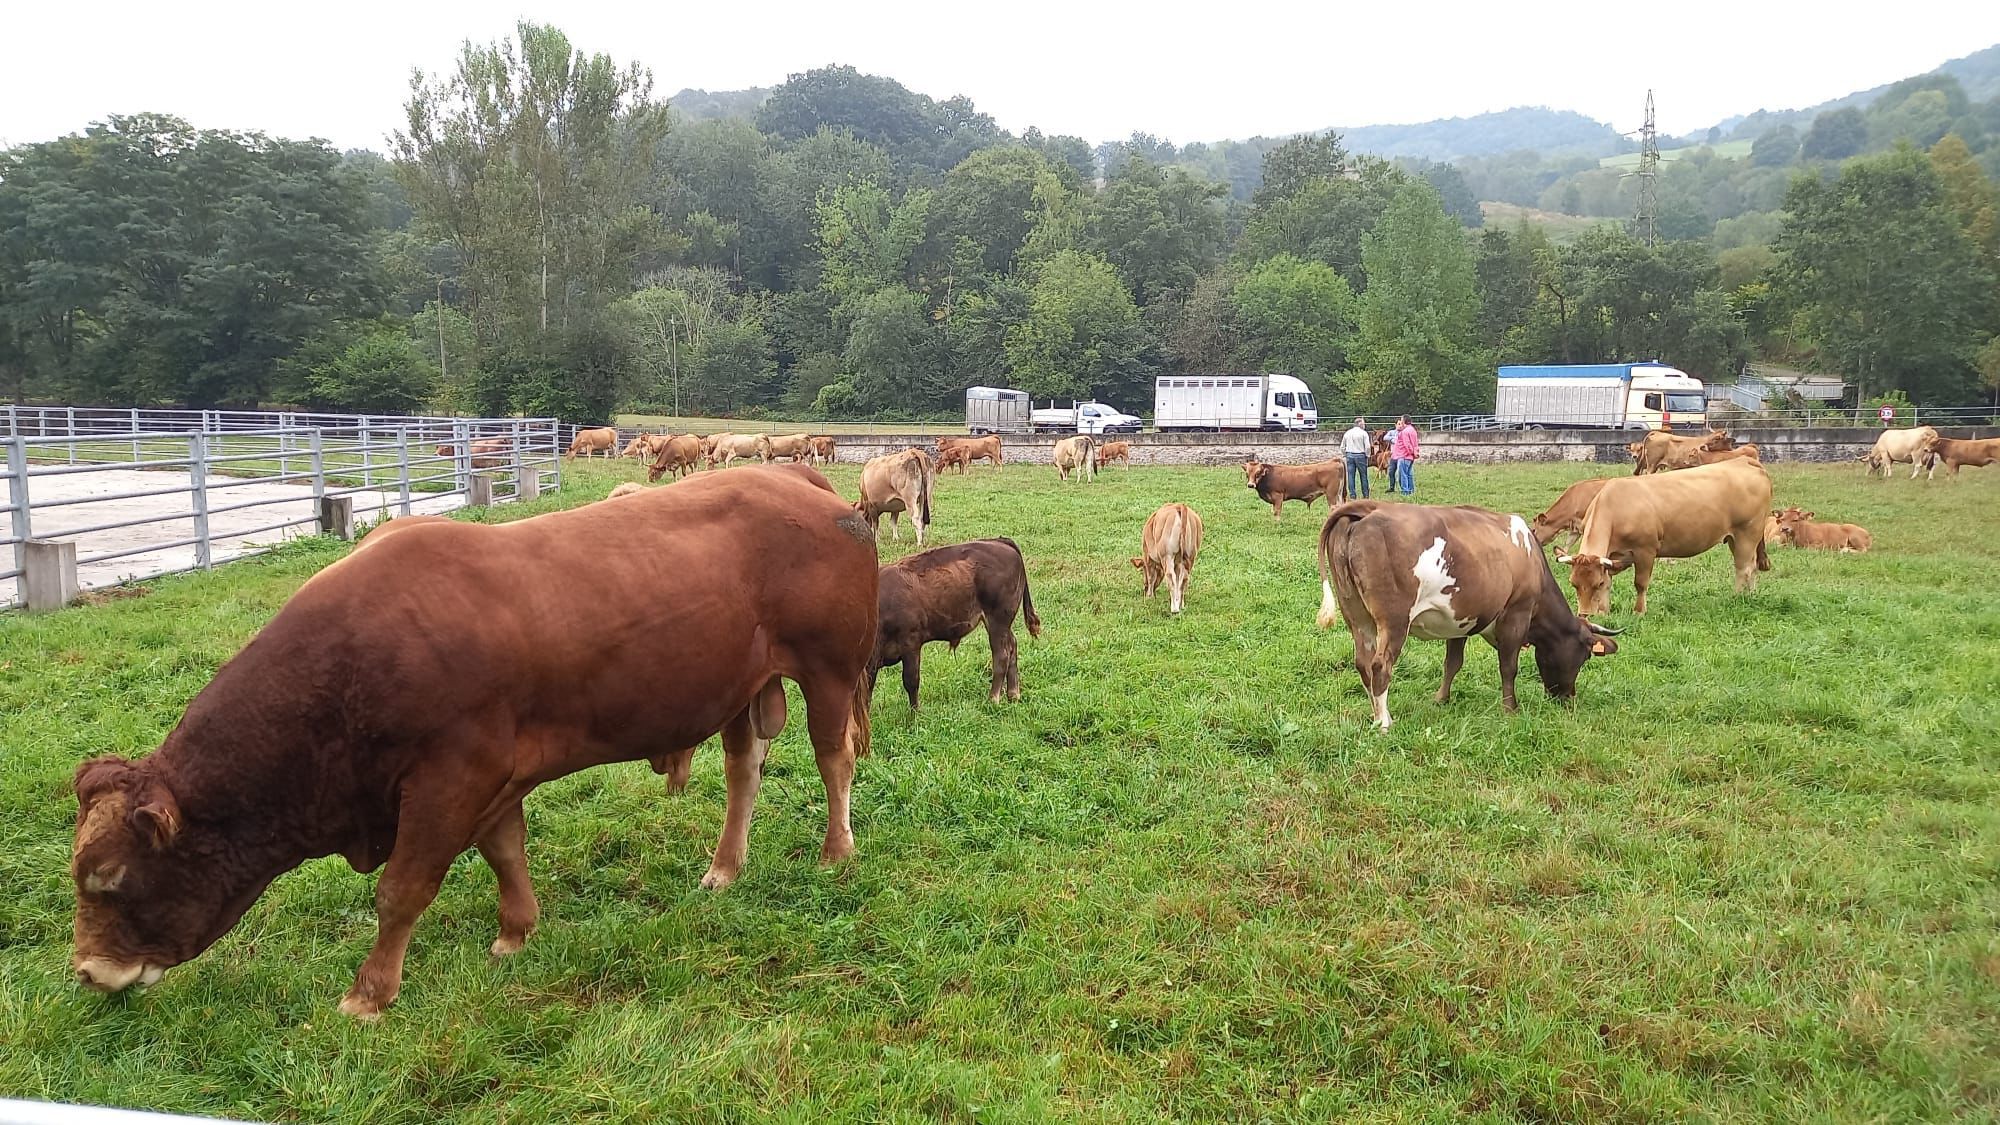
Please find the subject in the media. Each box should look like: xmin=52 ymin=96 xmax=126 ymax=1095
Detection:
xmin=999 ymin=537 xmax=1042 ymax=638
xmin=847 ymin=664 xmax=874 ymax=760
xmin=918 ymin=459 xmax=933 ymax=528
xmin=1317 ymin=503 xmax=1374 ymax=630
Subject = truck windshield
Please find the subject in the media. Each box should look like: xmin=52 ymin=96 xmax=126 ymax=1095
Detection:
xmin=1299 ymin=392 xmax=1316 ymax=409
xmin=1664 ymin=392 xmax=1705 ymax=413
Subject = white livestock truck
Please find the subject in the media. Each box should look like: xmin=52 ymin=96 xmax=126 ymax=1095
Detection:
xmin=1494 ymin=362 xmax=1709 ymax=430
xmin=1152 ymin=373 xmax=1320 ymax=431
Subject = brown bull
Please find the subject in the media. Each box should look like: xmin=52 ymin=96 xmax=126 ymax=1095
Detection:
xmin=1243 ymin=456 xmax=1344 ymax=520
xmin=872 ymin=538 xmax=1042 ymax=710
xmin=1317 ymin=501 xmax=1619 ymax=730
xmin=646 ymin=434 xmax=704 ymax=482
xmin=858 ymin=448 xmax=935 ymax=544
xmin=67 ymin=466 xmax=878 ymax=1018
xmin=1925 ymin=436 xmax=2000 ymax=479
xmin=1131 ymin=503 xmax=1204 ymax=614
xmin=1559 ymin=458 xmax=1773 ymax=615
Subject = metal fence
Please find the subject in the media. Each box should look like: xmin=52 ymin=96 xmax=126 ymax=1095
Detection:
xmin=2 ymin=412 xmax=561 ymax=608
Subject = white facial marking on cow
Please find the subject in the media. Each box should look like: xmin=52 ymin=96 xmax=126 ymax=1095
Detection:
xmin=1508 ymin=515 xmax=1535 ymax=551
xmin=84 ymin=864 xmax=127 ymax=894
xmin=1407 ymin=537 xmax=1476 ymax=640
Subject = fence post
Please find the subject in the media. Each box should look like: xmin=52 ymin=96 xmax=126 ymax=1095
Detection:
xmin=6 ymin=435 xmax=30 ymax=605
xmin=509 ymin=419 xmax=526 ymax=502
xmin=360 ymin=416 xmax=372 ymax=488
xmin=550 ymin=419 xmax=563 ymax=493
xmin=23 ymin=539 xmax=79 ymax=612
xmin=129 ymin=408 xmax=141 ymax=461
xmin=310 ymin=429 xmax=325 ymax=507
xmin=454 ymin=419 xmax=471 ymax=496
xmin=318 ymin=495 xmax=355 ymax=541
xmin=397 ymin=426 xmax=412 ymax=516
xmin=190 ymin=432 xmax=212 ymax=570
xmin=469 ymin=472 xmax=494 ymax=507
xmin=277 ymin=415 xmax=291 ymax=481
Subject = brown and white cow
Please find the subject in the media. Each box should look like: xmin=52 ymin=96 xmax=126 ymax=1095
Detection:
xmin=857 ymin=448 xmax=935 ymax=544
xmin=1053 ymin=435 xmax=1097 ymax=482
xmin=1131 ymin=503 xmax=1204 ymax=615
xmin=67 ymin=465 xmax=878 ymax=1018
xmin=1529 ymin=477 xmax=1614 ymax=547
xmin=872 ymin=538 xmax=1041 ymax=710
xmin=708 ymin=433 xmax=766 ymax=469
xmin=760 ymin=434 xmax=813 ymax=463
xmin=1558 ymin=457 xmax=1773 ymax=616
xmin=1094 ymin=440 xmax=1132 ymax=472
xmin=1866 ymin=426 xmax=1940 ymax=479
xmin=565 ymin=427 xmax=619 ymax=460
xmin=1243 ymin=456 xmax=1344 ymax=521
xmin=1629 ymin=428 xmax=1731 ymax=474
xmin=1315 ymin=501 xmax=1619 ymax=731
xmin=645 ymin=434 xmax=704 ymax=482
xmin=936 ymin=434 xmax=1003 ymax=472
xmin=1924 ymin=436 xmax=2000 ymax=479
xmin=1771 ymin=507 xmax=1872 ymax=552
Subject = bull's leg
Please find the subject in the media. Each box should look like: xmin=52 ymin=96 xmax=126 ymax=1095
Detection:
xmin=1271 ymin=499 xmax=1283 ymax=521
xmin=1368 ymin=625 xmax=1408 ymax=732
xmin=1631 ymin=555 xmax=1657 ymax=614
xmin=1496 ymin=639 xmax=1524 ymax=713
xmin=901 ymin=648 xmax=923 ymax=712
xmin=476 ymin=800 xmax=539 ymax=957
xmin=340 ymin=782 xmax=492 ymax=1019
xmin=986 ymin=613 xmax=1021 ymax=702
xmin=1435 ymin=637 xmax=1468 ymax=704
xmin=800 ymin=672 xmax=862 ymax=866
xmin=1729 ymin=536 xmax=1760 ymax=594
xmin=700 ymin=709 xmax=770 ymax=890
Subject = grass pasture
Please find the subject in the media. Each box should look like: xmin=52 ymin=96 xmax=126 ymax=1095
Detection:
xmin=2 ymin=458 xmax=1998 ymax=1121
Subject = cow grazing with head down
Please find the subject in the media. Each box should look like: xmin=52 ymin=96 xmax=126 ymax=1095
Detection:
xmin=1316 ymin=501 xmax=1619 ymax=731
xmin=807 ymin=435 xmax=837 ymax=466
xmin=1530 ymin=477 xmax=1613 ymax=547
xmin=1924 ymin=436 xmax=2000 ymax=479
xmin=1094 ymin=440 xmax=1132 ymax=472
xmin=645 ymin=434 xmax=704 ymax=482
xmin=857 ymin=448 xmax=935 ymax=544
xmin=1771 ymin=506 xmax=1872 ymax=552
xmin=1629 ymin=428 xmax=1731 ymax=474
xmin=1132 ymin=503 xmax=1204 ymax=614
xmin=1866 ymin=426 xmax=1940 ymax=479
xmin=936 ymin=444 xmax=974 ymax=474
xmin=566 ymin=427 xmax=619 ymax=460
xmin=67 ymin=465 xmax=878 ymax=1019
xmin=708 ymin=433 xmax=765 ymax=469
xmin=872 ymin=538 xmax=1041 ymax=710
xmin=1557 ymin=457 xmax=1773 ymax=616
xmin=936 ymin=434 xmax=1003 ymax=472
xmin=760 ymin=434 xmax=813 ymax=463
xmin=1243 ymin=456 xmax=1344 ymax=521
xmin=1053 ymin=435 xmax=1097 ymax=482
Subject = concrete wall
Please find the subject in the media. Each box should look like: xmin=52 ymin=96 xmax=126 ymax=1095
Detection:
xmin=819 ymin=427 xmax=2000 ymax=466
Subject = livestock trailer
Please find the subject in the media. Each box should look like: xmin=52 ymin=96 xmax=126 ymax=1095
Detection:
xmin=1153 ymin=373 xmax=1319 ymax=431
xmin=965 ymin=386 xmax=1031 ymax=434
xmin=1495 ymin=362 xmax=1708 ymax=429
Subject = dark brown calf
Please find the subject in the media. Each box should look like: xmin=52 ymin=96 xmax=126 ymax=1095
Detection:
xmin=872 ymin=538 xmax=1041 ymax=710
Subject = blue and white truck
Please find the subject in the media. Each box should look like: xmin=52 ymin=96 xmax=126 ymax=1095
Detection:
xmin=1494 ymin=362 xmax=1708 ymax=430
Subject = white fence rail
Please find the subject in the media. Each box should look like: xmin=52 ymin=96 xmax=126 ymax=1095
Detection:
xmin=2 ymin=411 xmax=561 ymax=608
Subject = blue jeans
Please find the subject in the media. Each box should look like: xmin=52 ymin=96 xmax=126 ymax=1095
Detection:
xmin=1391 ymin=458 xmax=1414 ymax=494
xmin=1344 ymin=453 xmax=1370 ymax=498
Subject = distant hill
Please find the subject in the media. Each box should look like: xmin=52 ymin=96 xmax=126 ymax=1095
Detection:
xmin=1337 ymin=107 xmax=1632 ymax=162
xmin=1690 ymin=42 xmax=2000 ymax=143
xmin=667 ymin=86 xmax=770 ymax=122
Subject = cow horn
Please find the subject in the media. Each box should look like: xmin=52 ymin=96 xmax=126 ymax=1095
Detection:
xmin=1554 ymin=551 xmax=1576 ymax=564
xmin=1585 ymin=621 xmax=1623 ymax=636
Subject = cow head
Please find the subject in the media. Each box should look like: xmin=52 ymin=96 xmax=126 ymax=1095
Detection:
xmin=70 ymin=756 xmax=258 ymax=994
xmin=1529 ymin=514 xmax=1563 ymax=546
xmin=1557 ymin=552 xmax=1629 ymax=616
xmin=1242 ymin=459 xmax=1268 ymax=489
xmin=1701 ymin=430 xmax=1732 ymax=452
xmin=1532 ymin=618 xmax=1621 ymax=700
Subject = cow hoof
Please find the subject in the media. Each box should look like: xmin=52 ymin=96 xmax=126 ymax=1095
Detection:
xmin=820 ymin=837 xmax=855 ymax=866
xmin=490 ymin=935 xmax=527 ymax=958
xmin=698 ymin=868 xmax=738 ymax=891
xmin=338 ymin=993 xmax=385 ymax=1021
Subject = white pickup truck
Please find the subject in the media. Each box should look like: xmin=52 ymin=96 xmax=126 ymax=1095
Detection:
xmin=1029 ymin=400 xmax=1142 ymax=435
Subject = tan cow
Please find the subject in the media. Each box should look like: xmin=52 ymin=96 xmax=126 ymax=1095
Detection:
xmin=1131 ymin=503 xmax=1204 ymax=615
xmin=807 ymin=436 xmax=837 ymax=466
xmin=708 ymin=433 xmax=766 ymax=469
xmin=1529 ymin=477 xmax=1614 ymax=547
xmin=858 ymin=448 xmax=935 ymax=544
xmin=646 ymin=434 xmax=704 ymax=482
xmin=1924 ymin=436 xmax=2000 ymax=479
xmin=936 ymin=434 xmax=1003 ymax=472
xmin=1243 ymin=456 xmax=1344 ymax=521
xmin=761 ymin=434 xmax=813 ymax=463
xmin=1558 ymin=458 xmax=1773 ymax=616
xmin=1686 ymin=443 xmax=1761 ymax=467
xmin=566 ymin=427 xmax=618 ymax=460
xmin=1771 ymin=507 xmax=1872 ymax=552
xmin=1865 ymin=426 xmax=1940 ymax=479
xmin=1094 ymin=440 xmax=1132 ymax=472
xmin=936 ymin=444 xmax=974 ymax=474
xmin=1053 ymin=435 xmax=1097 ymax=482
xmin=1629 ymin=428 xmax=1731 ymax=474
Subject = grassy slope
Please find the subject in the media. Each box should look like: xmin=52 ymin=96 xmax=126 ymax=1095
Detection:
xmin=2 ymin=459 xmax=1997 ymax=1122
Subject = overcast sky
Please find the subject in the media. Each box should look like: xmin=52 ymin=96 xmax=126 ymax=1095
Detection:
xmin=6 ymin=2 xmax=1998 ymax=152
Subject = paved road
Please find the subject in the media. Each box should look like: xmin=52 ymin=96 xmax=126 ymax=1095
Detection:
xmin=4 ymin=468 xmax=464 ymax=604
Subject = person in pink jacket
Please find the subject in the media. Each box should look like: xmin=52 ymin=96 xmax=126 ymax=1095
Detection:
xmin=1389 ymin=416 xmax=1420 ymax=494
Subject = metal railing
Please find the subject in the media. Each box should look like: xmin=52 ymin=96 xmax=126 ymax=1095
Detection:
xmin=2 ymin=413 xmax=561 ymax=608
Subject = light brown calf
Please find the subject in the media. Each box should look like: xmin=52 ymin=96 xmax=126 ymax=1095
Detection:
xmin=1131 ymin=503 xmax=1203 ymax=614
xmin=566 ymin=427 xmax=618 ymax=459
xmin=1094 ymin=440 xmax=1132 ymax=471
xmin=1771 ymin=507 xmax=1871 ymax=552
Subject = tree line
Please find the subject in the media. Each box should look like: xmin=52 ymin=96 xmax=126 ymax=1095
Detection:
xmin=2 ymin=22 xmax=1997 ymax=419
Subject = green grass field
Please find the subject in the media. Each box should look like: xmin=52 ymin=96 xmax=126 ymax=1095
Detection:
xmin=1599 ymin=140 xmax=1754 ymax=170
xmin=3 ymin=458 xmax=1998 ymax=1121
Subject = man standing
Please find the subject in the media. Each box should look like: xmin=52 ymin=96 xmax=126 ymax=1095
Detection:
xmin=1341 ymin=416 xmax=1372 ymax=499
xmin=1390 ymin=415 xmax=1420 ymax=495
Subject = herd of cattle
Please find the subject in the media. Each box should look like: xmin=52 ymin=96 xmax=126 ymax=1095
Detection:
xmin=59 ymin=419 xmax=1995 ymax=1019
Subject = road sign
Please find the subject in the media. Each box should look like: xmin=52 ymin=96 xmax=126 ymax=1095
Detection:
xmin=1879 ymin=405 xmax=1895 ymax=422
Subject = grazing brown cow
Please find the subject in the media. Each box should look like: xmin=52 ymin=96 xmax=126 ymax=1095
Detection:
xmin=1771 ymin=507 xmax=1872 ymax=552
xmin=1558 ymin=458 xmax=1773 ymax=616
xmin=760 ymin=434 xmax=813 ymax=463
xmin=708 ymin=433 xmax=765 ymax=469
xmin=1316 ymin=501 xmax=1619 ymax=731
xmin=67 ymin=466 xmax=878 ymax=1018
xmin=872 ymin=538 xmax=1041 ymax=710
xmin=606 ymin=482 xmax=647 ymax=500
xmin=807 ymin=436 xmax=837 ymax=466
xmin=621 ymin=435 xmax=652 ymax=459
xmin=936 ymin=444 xmax=974 ymax=474
xmin=857 ymin=448 xmax=935 ymax=544
xmin=1094 ymin=440 xmax=1132 ymax=472
xmin=566 ymin=427 xmax=618 ymax=460
xmin=1243 ymin=456 xmax=1344 ymax=521
xmin=1924 ymin=436 xmax=2000 ymax=478
xmin=1131 ymin=503 xmax=1204 ymax=614
xmin=1865 ymin=426 xmax=1939 ymax=479
xmin=937 ymin=434 xmax=1003 ymax=472
xmin=1530 ymin=477 xmax=1614 ymax=547
xmin=1629 ymin=428 xmax=1731 ymax=474
xmin=645 ymin=434 xmax=704 ymax=482
xmin=1053 ymin=435 xmax=1097 ymax=482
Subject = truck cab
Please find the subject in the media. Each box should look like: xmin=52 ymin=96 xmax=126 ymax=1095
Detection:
xmin=1627 ymin=369 xmax=1708 ymax=430
xmin=1265 ymin=373 xmax=1319 ymax=431
xmin=1030 ymin=400 xmax=1142 ymax=435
